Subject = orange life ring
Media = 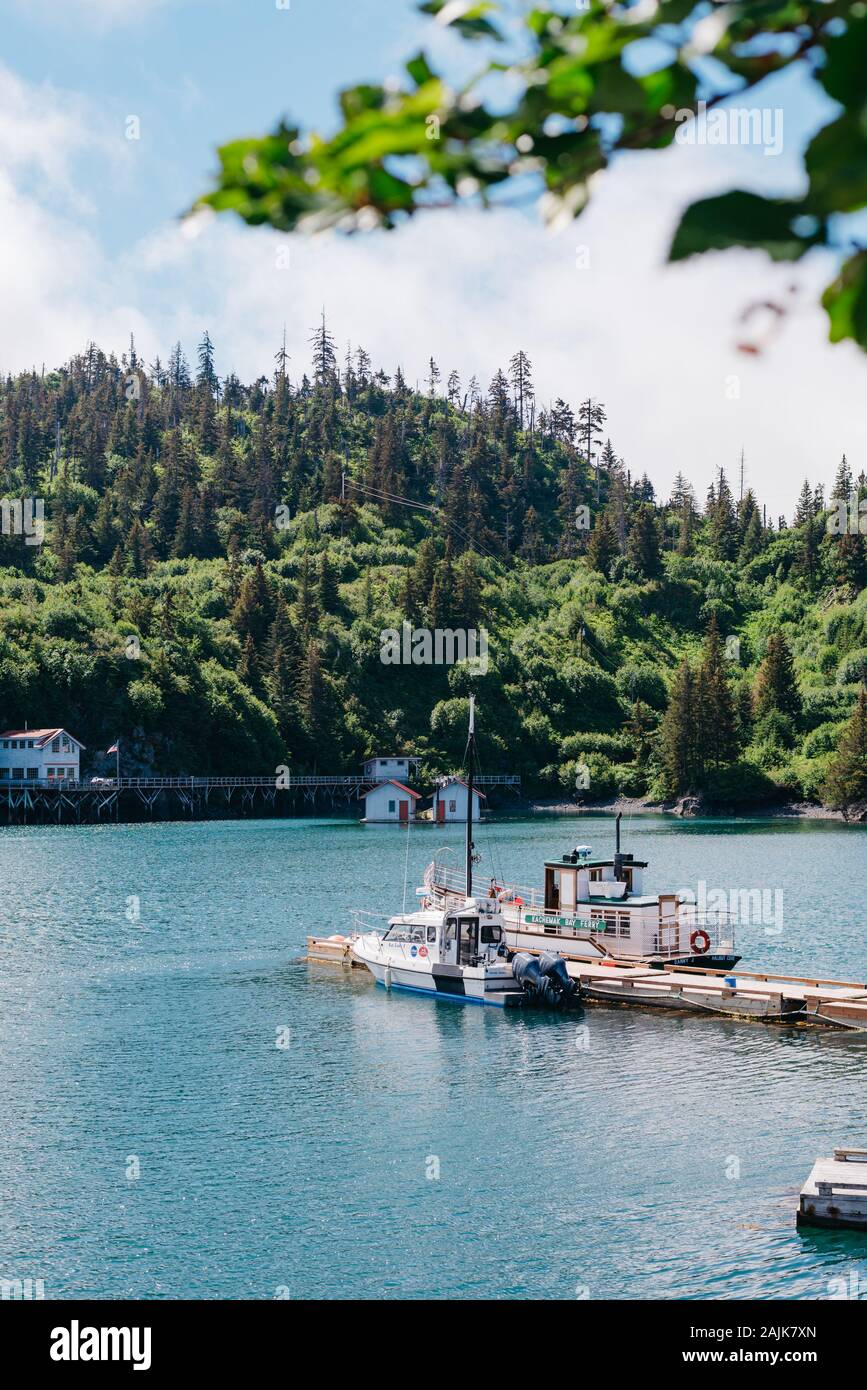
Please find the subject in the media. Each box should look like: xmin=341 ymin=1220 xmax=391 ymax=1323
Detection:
xmin=690 ymin=929 xmax=711 ymax=955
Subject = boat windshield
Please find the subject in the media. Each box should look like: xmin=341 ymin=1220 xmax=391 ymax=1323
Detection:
xmin=384 ymin=921 xmax=426 ymax=943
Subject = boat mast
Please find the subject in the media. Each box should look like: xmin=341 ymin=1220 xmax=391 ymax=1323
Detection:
xmin=465 ymin=695 xmax=475 ymax=899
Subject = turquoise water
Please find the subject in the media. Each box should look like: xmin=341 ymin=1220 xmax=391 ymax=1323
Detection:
xmin=1 ymin=813 xmax=866 ymax=1301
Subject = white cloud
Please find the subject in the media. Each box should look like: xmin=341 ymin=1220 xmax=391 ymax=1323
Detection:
xmin=0 ymin=65 xmax=865 ymax=516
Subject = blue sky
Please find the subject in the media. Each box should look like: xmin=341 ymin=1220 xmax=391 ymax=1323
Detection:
xmin=4 ymin=0 xmax=429 ymax=251
xmin=1 ymin=0 xmax=866 ymax=515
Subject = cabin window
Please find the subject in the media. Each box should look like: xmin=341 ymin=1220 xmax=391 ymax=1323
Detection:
xmin=481 ymin=924 xmax=502 ymax=944
xmin=426 ymin=926 xmax=437 ymax=943
xmin=388 ymin=800 xmax=396 ymax=814
xmin=449 ymin=800 xmax=456 ymax=813
xmin=618 ymin=913 xmax=631 ymax=938
xmin=545 ymin=867 xmax=561 ymax=911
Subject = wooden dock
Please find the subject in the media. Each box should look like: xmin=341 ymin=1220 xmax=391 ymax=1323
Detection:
xmin=799 ymin=1149 xmax=867 ymax=1230
xmin=0 ymin=773 xmax=520 ymax=825
xmin=307 ymin=935 xmax=867 ymax=1032
xmin=572 ymin=959 xmax=867 ymax=1029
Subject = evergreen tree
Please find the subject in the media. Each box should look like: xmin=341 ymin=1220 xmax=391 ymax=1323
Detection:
xmin=697 ymin=617 xmax=738 ymax=774
xmin=821 ymin=689 xmax=867 ymax=809
xmin=309 ymin=312 xmax=337 ymax=382
xmin=658 ymin=658 xmax=698 ymax=796
xmin=753 ymin=632 xmax=801 ymax=721
xmin=509 ymin=350 xmax=534 ymax=429
xmin=708 ymin=468 xmax=738 ymax=560
xmin=232 ymin=560 xmax=276 ymax=652
xmin=626 ymin=503 xmax=662 ymax=578
xmin=317 ymin=550 xmax=340 ymax=613
xmin=587 ymin=513 xmax=617 ymax=577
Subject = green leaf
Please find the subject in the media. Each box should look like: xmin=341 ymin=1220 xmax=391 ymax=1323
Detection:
xmin=805 ymin=114 xmax=867 ymax=215
xmin=820 ymin=12 xmax=867 ymax=109
xmin=822 ymin=250 xmax=867 ymax=349
xmin=669 ymin=190 xmax=816 ymax=262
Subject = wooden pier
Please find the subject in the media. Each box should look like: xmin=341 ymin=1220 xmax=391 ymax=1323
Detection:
xmin=0 ymin=773 xmax=520 ymax=825
xmin=799 ymin=1149 xmax=867 ymax=1230
xmin=308 ymin=936 xmax=867 ymax=1033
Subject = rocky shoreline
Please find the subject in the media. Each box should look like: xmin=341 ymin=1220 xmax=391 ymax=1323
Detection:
xmin=518 ymin=796 xmax=867 ymax=823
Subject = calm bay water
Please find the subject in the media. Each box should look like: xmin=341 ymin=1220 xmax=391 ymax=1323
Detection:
xmin=1 ymin=812 xmax=866 ymax=1301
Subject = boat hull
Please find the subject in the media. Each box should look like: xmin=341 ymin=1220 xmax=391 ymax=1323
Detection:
xmin=355 ymin=948 xmax=525 ymax=1008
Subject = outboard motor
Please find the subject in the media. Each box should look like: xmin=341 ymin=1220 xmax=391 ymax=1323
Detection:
xmin=511 ymin=951 xmax=543 ymax=995
xmin=539 ymin=952 xmax=576 ymax=1001
xmin=512 ymin=951 xmax=579 ymax=1008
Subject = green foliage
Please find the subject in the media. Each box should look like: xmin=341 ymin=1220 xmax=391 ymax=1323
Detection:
xmin=198 ymin=3 xmax=867 ymax=351
xmin=0 ymin=335 xmax=863 ymax=802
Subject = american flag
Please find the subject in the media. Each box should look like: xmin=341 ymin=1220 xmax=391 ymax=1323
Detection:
xmin=107 ymin=742 xmax=119 ymax=754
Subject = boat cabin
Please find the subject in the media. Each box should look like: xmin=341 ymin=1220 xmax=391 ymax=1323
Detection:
xmin=544 ymin=847 xmax=647 ymax=911
xmin=383 ymin=897 xmax=504 ymax=967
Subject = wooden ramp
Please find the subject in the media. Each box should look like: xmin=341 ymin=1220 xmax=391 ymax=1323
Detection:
xmin=798 ymin=1149 xmax=867 ymax=1230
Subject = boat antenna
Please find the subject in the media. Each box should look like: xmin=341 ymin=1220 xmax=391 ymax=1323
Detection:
xmin=465 ymin=694 xmax=475 ymax=899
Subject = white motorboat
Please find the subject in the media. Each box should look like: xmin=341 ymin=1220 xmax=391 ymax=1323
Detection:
xmin=352 ymin=699 xmax=579 ymax=1010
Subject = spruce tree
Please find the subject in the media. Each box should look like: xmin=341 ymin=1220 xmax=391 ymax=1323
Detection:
xmin=626 ymin=503 xmax=662 ymax=578
xmin=697 ymin=616 xmax=738 ymax=774
xmin=587 ymin=512 xmax=617 ymax=577
xmin=658 ymin=658 xmax=698 ymax=796
xmin=753 ymin=632 xmax=801 ymax=721
xmin=232 ymin=560 xmax=275 ymax=652
xmin=821 ymin=689 xmax=867 ymax=809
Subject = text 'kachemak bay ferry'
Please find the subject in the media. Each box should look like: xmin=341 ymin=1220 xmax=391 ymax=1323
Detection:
xmin=423 ymin=814 xmax=740 ymax=974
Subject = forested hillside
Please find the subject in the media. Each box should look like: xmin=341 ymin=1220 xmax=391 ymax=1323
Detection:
xmin=1 ymin=324 xmax=865 ymax=810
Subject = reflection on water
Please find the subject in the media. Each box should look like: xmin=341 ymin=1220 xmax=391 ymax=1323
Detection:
xmin=0 ymin=814 xmax=864 ymax=1299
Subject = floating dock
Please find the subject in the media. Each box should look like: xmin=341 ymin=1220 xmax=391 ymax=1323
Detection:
xmin=306 ymin=936 xmax=867 ymax=1030
xmin=572 ymin=959 xmax=867 ymax=1030
xmin=798 ymin=1149 xmax=867 ymax=1230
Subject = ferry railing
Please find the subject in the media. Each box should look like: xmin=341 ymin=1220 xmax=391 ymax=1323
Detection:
xmin=426 ymin=861 xmax=545 ymax=910
xmin=426 ymin=862 xmax=737 ymax=957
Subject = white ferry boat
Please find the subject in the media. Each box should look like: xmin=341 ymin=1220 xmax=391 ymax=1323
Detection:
xmin=423 ymin=815 xmax=739 ymax=973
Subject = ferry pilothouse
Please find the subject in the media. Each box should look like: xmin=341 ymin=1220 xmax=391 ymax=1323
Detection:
xmin=423 ymin=814 xmax=740 ymax=974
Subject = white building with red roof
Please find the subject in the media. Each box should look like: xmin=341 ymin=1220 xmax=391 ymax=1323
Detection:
xmin=0 ymin=728 xmax=84 ymax=783
xmin=431 ymin=776 xmax=485 ymax=824
xmin=360 ymin=778 xmax=421 ymax=824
